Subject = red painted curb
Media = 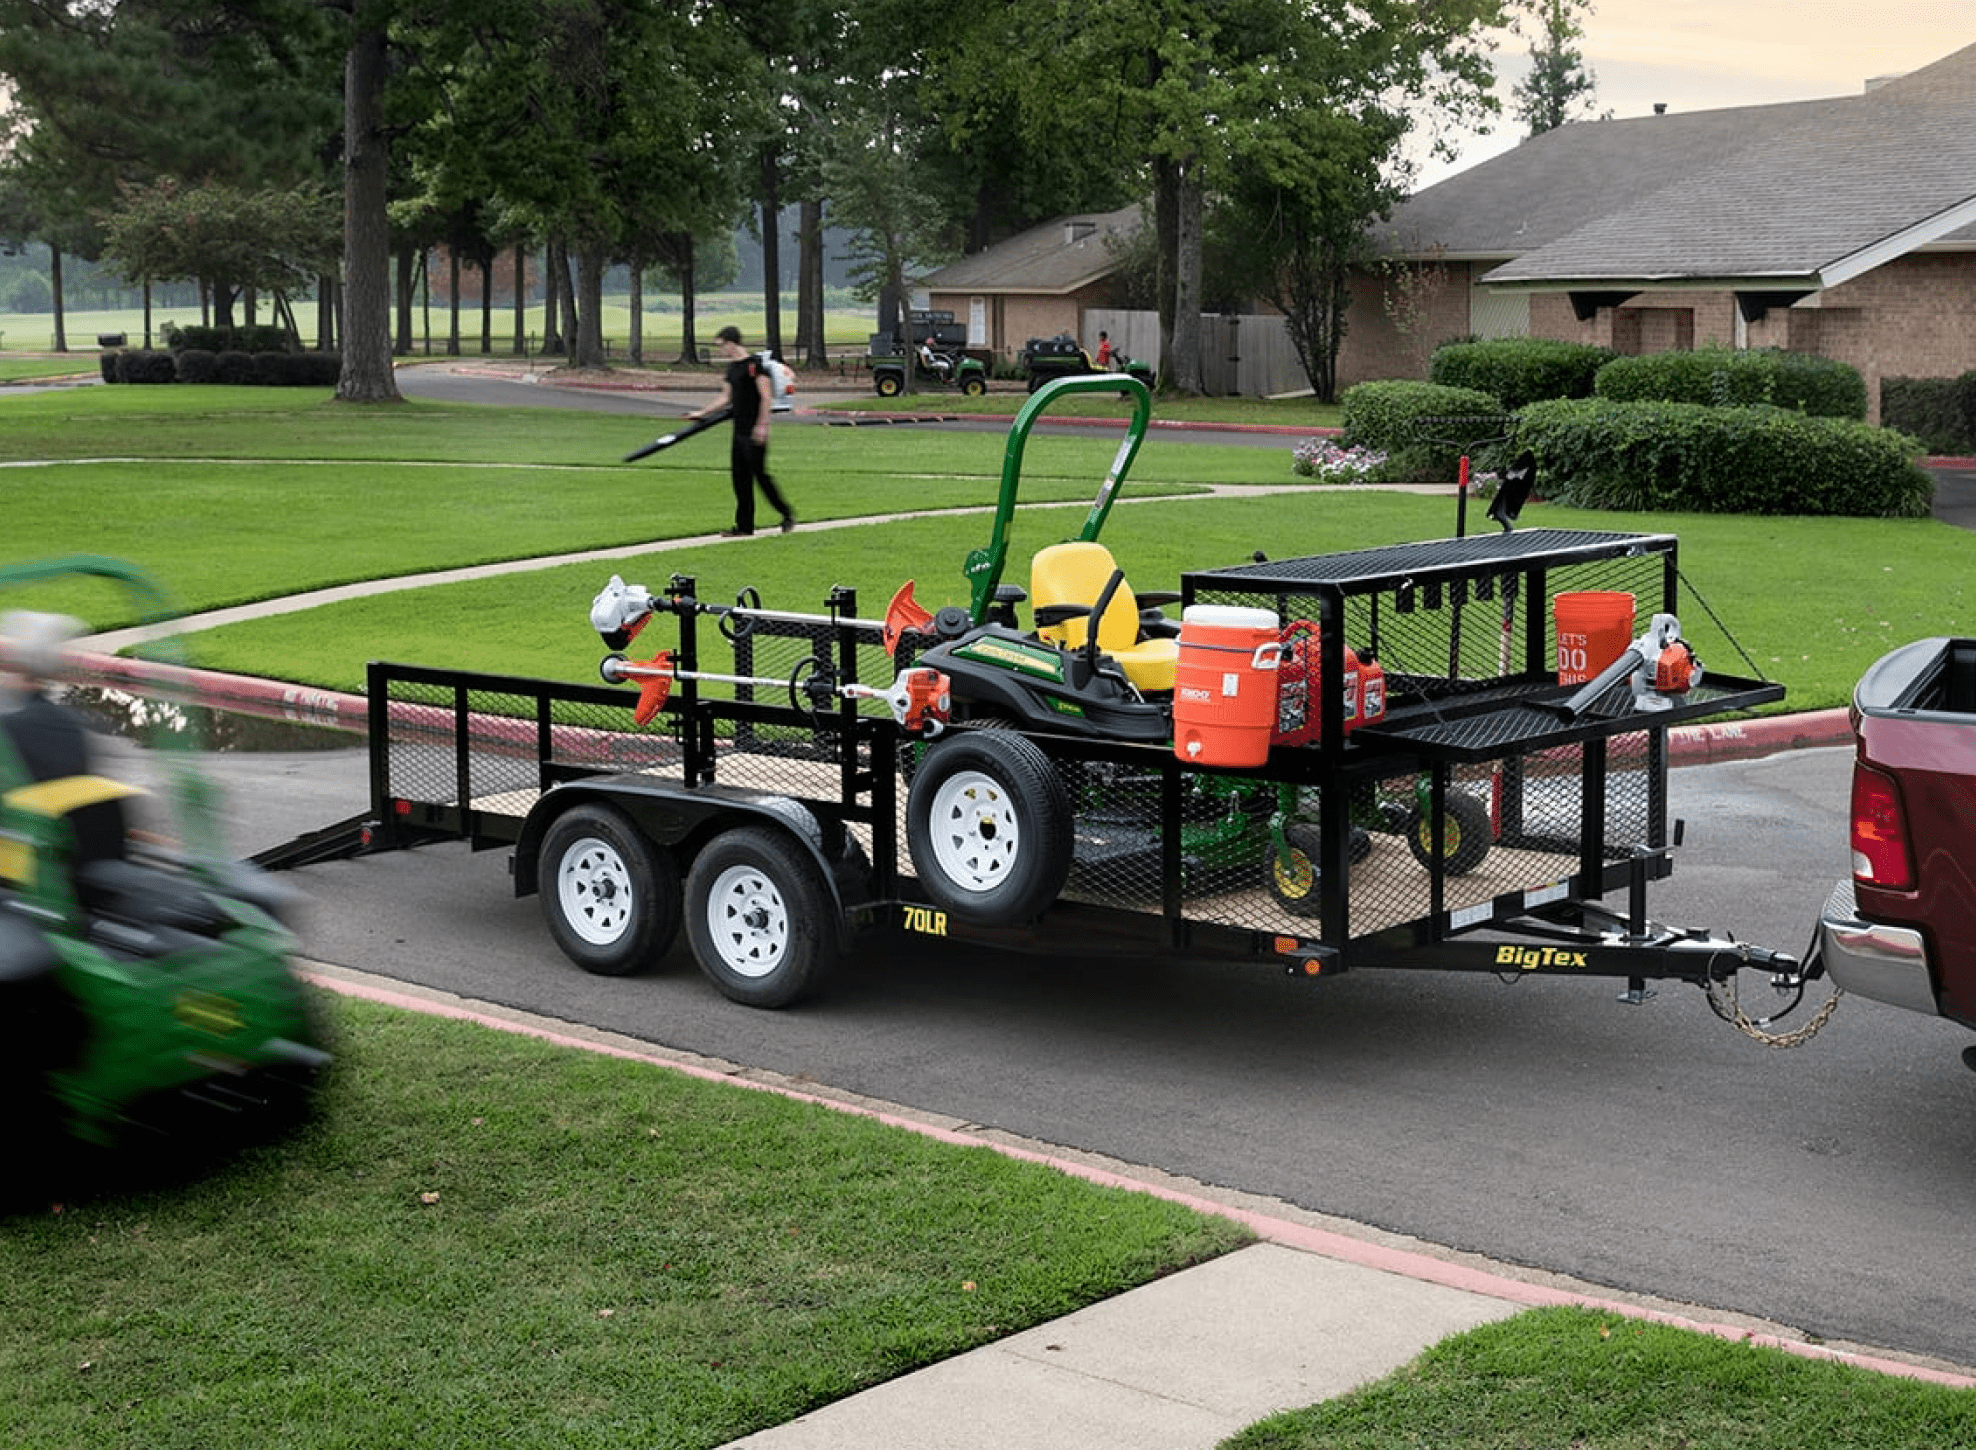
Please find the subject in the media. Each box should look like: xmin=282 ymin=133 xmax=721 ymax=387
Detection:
xmin=1667 ymin=707 xmax=1852 ymax=765
xmin=65 ymin=651 xmax=368 ymax=734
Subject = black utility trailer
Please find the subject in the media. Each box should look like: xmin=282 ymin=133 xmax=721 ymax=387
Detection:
xmin=293 ymin=524 xmax=1806 ymax=1018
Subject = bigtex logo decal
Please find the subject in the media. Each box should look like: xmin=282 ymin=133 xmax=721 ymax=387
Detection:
xmin=1495 ymin=945 xmax=1589 ymax=971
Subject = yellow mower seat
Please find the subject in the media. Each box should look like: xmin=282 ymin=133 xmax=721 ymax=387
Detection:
xmin=1029 ymin=541 xmax=1178 ymax=694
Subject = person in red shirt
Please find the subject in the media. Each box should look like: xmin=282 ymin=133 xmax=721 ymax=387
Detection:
xmin=1093 ymin=330 xmax=1114 ymax=368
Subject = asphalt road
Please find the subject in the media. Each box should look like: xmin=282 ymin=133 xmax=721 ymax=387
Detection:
xmin=137 ymin=731 xmax=1976 ymax=1375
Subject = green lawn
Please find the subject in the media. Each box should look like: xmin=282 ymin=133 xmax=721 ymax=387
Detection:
xmin=1 ymin=994 xmax=1248 ymax=1450
xmin=3 ymin=386 xmax=1968 ymax=710
xmin=0 ymin=296 xmax=881 ymax=360
xmin=1227 ymin=1307 xmax=1976 ymax=1450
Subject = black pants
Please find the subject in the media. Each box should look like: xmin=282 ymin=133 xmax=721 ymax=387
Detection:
xmin=730 ymin=437 xmax=792 ymax=533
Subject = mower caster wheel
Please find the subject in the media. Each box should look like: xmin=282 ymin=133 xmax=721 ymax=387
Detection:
xmin=1403 ymin=789 xmax=1493 ymax=877
xmin=1269 ymin=824 xmax=1370 ymax=919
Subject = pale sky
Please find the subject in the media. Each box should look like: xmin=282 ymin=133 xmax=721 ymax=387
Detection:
xmin=1413 ymin=1 xmax=1976 ymax=187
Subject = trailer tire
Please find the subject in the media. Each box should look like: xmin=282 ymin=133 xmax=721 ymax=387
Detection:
xmin=1404 ymin=789 xmax=1493 ymax=877
xmin=874 ymin=371 xmax=904 ymax=398
xmin=907 ymin=730 xmax=1072 ymax=926
xmin=685 ymin=826 xmax=834 ymax=1008
xmin=538 ymin=805 xmax=681 ymax=976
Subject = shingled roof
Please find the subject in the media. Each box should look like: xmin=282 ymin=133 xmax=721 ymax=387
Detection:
xmin=916 ymin=204 xmax=1142 ymax=295
xmin=1384 ymin=41 xmax=1976 ymax=300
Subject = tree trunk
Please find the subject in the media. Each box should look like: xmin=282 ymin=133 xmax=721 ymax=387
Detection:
xmin=759 ymin=149 xmax=782 ymax=358
xmin=336 ymin=22 xmax=401 ymax=403
xmin=1154 ymin=163 xmax=1177 ymax=385
xmin=676 ymin=239 xmax=699 ymax=365
xmin=557 ymin=244 xmax=578 ymax=359
xmin=627 ymin=254 xmax=643 ymax=365
xmin=316 ymin=273 xmax=337 ymax=352
xmin=50 ymin=245 xmax=66 ymax=351
xmin=512 ymin=246 xmax=527 ymax=355
xmin=393 ymin=245 xmax=416 ymax=355
xmin=572 ymin=240 xmax=607 ymax=368
xmin=541 ymin=238 xmax=563 ymax=355
xmin=447 ymin=248 xmax=461 ymax=356
xmin=479 ymin=254 xmax=494 ymax=355
xmin=1170 ymin=159 xmax=1204 ymax=395
xmin=797 ymin=198 xmax=826 ymax=369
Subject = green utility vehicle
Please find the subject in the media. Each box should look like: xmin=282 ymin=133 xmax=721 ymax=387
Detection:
xmin=866 ymin=308 xmax=988 ymax=398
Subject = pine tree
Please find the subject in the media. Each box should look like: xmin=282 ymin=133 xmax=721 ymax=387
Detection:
xmin=1513 ymin=0 xmax=1603 ymax=137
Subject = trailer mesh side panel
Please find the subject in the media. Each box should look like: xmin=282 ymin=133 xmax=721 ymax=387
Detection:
xmin=1168 ymin=535 xmax=1676 ymax=942
xmin=377 ymin=675 xmax=681 ymax=818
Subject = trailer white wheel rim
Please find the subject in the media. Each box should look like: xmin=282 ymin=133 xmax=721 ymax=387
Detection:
xmin=555 ymin=834 xmax=635 ymax=946
xmin=701 ymin=863 xmax=790 ymax=978
xmin=925 ymin=767 xmax=1022 ymax=893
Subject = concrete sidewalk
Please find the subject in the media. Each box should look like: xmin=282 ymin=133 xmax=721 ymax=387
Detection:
xmin=726 ymin=1242 xmax=1513 ymax=1450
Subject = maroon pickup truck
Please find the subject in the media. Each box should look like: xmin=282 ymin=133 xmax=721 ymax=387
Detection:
xmin=1812 ymin=637 xmax=1976 ymax=1063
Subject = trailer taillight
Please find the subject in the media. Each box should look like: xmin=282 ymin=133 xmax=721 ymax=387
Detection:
xmin=1850 ymin=762 xmax=1913 ymax=891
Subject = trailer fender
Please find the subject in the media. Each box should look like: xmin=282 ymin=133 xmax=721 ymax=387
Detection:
xmin=513 ymin=781 xmax=868 ymax=951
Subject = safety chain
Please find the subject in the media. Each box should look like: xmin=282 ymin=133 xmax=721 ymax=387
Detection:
xmin=1706 ymin=971 xmax=1844 ymax=1048
xmin=1673 ymin=563 xmax=1770 ymax=683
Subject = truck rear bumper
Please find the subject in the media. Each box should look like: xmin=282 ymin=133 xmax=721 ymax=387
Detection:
xmin=1815 ymin=880 xmax=1938 ymax=1016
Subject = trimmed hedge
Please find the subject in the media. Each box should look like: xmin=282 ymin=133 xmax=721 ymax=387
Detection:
xmin=110 ymin=349 xmax=179 ymax=384
xmin=163 ymin=321 xmax=293 ymax=354
xmin=1882 ymin=371 xmax=1976 ymax=456
xmin=174 ymin=348 xmax=221 ymax=384
xmin=1339 ymin=380 xmax=1508 ymax=482
xmin=1429 ymin=338 xmax=1615 ymax=411
xmin=251 ymin=349 xmax=343 ymax=386
xmin=1516 ymin=398 xmax=1932 ymax=517
xmin=1593 ymin=346 xmax=1867 ymax=420
xmin=214 ymin=349 xmax=260 ymax=385
xmin=101 ymin=348 xmax=343 ymax=387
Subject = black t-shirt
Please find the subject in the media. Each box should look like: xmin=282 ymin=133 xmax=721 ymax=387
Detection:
xmin=726 ymin=356 xmax=764 ymax=435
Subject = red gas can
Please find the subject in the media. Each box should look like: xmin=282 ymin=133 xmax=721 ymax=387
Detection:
xmin=1273 ymin=622 xmax=1385 ymax=745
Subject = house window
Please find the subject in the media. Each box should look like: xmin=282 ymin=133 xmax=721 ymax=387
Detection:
xmin=969 ymin=297 xmax=986 ymax=347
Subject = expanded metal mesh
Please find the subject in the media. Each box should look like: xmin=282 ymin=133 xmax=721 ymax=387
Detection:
xmin=378 ymin=676 xmax=681 ymax=816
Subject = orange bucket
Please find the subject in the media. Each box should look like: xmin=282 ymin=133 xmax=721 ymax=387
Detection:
xmin=1553 ymin=591 xmax=1636 ymax=685
xmin=1173 ymin=605 xmax=1281 ymax=767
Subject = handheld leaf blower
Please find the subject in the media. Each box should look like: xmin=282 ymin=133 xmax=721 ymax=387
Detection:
xmin=1556 ymin=613 xmax=1702 ymax=717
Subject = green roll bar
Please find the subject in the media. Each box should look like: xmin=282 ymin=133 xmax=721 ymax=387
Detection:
xmin=962 ymin=373 xmax=1153 ymax=624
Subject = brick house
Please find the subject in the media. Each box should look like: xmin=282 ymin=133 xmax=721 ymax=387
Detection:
xmin=917 ymin=204 xmax=1140 ymax=370
xmin=1349 ymin=41 xmax=1976 ymax=417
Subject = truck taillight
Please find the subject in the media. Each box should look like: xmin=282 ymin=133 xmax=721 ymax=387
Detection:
xmin=1850 ymin=762 xmax=1913 ymax=890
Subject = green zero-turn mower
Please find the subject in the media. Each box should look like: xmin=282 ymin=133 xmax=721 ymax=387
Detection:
xmin=884 ymin=376 xmax=1489 ymax=920
xmin=1 ymin=554 xmax=328 ymax=1199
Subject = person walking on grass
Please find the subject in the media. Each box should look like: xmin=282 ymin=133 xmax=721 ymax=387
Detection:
xmin=688 ymin=325 xmax=796 ymax=537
